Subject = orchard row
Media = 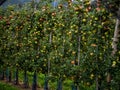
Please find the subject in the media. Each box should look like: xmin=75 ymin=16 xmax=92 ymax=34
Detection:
xmin=0 ymin=1 xmax=120 ymax=89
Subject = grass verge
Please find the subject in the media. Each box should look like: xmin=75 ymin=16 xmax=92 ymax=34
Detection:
xmin=0 ymin=81 xmax=19 ymax=90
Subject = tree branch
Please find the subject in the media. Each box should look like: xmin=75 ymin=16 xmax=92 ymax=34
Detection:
xmin=112 ymin=15 xmax=120 ymax=56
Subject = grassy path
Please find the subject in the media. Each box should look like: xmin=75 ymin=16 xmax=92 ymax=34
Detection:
xmin=0 ymin=80 xmax=43 ymax=90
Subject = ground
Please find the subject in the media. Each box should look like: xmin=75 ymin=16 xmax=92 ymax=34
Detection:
xmin=0 ymin=80 xmax=44 ymax=90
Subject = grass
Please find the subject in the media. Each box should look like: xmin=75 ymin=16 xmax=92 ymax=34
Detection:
xmin=0 ymin=82 xmax=19 ymax=90
xmin=18 ymin=71 xmax=45 ymax=88
xmin=17 ymin=71 xmax=73 ymax=89
xmin=0 ymin=69 xmax=95 ymax=90
xmin=18 ymin=71 xmax=95 ymax=90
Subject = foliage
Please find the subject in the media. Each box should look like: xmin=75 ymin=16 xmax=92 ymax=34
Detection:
xmin=0 ymin=0 xmax=120 ymax=89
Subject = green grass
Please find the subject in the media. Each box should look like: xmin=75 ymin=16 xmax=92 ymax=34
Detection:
xmin=18 ymin=71 xmax=45 ymax=87
xmin=18 ymin=72 xmax=95 ymax=90
xmin=1 ymin=69 xmax=95 ymax=90
xmin=17 ymin=71 xmax=73 ymax=89
xmin=0 ymin=82 xmax=19 ymax=90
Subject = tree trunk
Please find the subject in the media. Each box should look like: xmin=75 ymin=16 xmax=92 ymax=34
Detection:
xmin=112 ymin=19 xmax=120 ymax=55
xmin=6 ymin=67 xmax=9 ymax=81
xmin=71 ymin=82 xmax=77 ymax=90
xmin=44 ymin=75 xmax=48 ymax=90
xmin=1 ymin=71 xmax=4 ymax=80
xmin=23 ymin=69 xmax=29 ymax=88
xmin=108 ymin=8 xmax=120 ymax=89
xmin=96 ymin=77 xmax=99 ymax=90
xmin=8 ymin=70 xmax=11 ymax=82
xmin=32 ymin=71 xmax=37 ymax=90
xmin=96 ymin=77 xmax=102 ymax=90
xmin=6 ymin=68 xmax=11 ymax=82
xmin=0 ymin=69 xmax=4 ymax=80
xmin=57 ymin=78 xmax=62 ymax=90
xmin=14 ymin=68 xmax=19 ymax=85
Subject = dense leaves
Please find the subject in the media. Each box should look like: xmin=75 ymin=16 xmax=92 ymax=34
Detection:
xmin=0 ymin=0 xmax=120 ymax=89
